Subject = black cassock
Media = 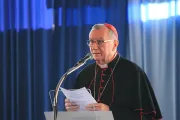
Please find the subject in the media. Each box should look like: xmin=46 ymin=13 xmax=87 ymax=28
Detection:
xmin=74 ymin=54 xmax=162 ymax=120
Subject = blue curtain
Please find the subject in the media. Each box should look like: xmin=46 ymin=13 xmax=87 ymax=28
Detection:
xmin=127 ymin=0 xmax=180 ymax=120
xmin=0 ymin=0 xmax=128 ymax=120
xmin=1 ymin=0 xmax=180 ymax=120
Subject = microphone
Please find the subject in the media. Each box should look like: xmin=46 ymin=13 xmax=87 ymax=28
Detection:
xmin=76 ymin=53 xmax=93 ymax=65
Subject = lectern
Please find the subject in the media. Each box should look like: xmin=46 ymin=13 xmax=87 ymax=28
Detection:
xmin=44 ymin=111 xmax=114 ymax=120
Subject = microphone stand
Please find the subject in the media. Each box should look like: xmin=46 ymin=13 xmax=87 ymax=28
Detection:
xmin=53 ymin=61 xmax=88 ymax=120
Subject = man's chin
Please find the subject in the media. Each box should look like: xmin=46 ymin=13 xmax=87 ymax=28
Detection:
xmin=93 ymin=57 xmax=101 ymax=61
xmin=92 ymin=54 xmax=102 ymax=60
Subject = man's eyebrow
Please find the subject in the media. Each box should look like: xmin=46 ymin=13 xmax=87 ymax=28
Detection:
xmin=99 ymin=37 xmax=103 ymax=40
xmin=96 ymin=37 xmax=104 ymax=40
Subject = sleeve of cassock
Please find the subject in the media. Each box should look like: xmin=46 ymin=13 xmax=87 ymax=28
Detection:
xmin=132 ymin=67 xmax=163 ymax=120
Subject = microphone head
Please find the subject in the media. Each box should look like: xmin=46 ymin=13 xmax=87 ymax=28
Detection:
xmin=77 ymin=53 xmax=94 ymax=64
xmin=87 ymin=53 xmax=93 ymax=60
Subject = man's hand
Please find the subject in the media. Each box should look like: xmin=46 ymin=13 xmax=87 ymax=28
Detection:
xmin=65 ymin=99 xmax=79 ymax=111
xmin=85 ymin=103 xmax=109 ymax=111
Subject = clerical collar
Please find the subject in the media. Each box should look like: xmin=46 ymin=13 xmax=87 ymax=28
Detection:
xmin=97 ymin=53 xmax=120 ymax=69
xmin=99 ymin=64 xmax=108 ymax=69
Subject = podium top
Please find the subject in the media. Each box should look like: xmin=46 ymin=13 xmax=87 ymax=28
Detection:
xmin=44 ymin=111 xmax=114 ymax=120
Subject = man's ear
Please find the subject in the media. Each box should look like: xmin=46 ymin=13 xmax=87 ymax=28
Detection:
xmin=113 ymin=40 xmax=119 ymax=50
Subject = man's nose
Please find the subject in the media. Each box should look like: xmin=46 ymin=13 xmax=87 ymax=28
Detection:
xmin=91 ymin=42 xmax=99 ymax=49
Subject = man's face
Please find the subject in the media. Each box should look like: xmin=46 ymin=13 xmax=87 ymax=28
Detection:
xmin=89 ymin=27 xmax=116 ymax=64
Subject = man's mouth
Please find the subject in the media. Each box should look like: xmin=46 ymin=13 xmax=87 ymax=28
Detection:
xmin=93 ymin=53 xmax=101 ymax=54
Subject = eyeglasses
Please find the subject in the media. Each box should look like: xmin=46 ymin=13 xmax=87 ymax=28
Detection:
xmin=87 ymin=40 xmax=114 ymax=46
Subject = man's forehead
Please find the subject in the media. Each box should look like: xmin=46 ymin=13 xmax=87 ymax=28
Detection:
xmin=89 ymin=28 xmax=108 ymax=39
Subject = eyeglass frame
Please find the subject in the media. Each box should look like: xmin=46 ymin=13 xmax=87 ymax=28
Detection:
xmin=87 ymin=39 xmax=115 ymax=46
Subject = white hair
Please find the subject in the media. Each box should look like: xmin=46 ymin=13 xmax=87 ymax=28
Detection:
xmin=90 ymin=24 xmax=117 ymax=40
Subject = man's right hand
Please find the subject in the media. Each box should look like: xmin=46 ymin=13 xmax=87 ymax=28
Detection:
xmin=65 ymin=99 xmax=79 ymax=111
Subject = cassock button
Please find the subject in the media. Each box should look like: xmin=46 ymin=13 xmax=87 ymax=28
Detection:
xmin=101 ymin=80 xmax=104 ymax=82
xmin=102 ymin=74 xmax=105 ymax=76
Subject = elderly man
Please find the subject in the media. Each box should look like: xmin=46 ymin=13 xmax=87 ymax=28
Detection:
xmin=65 ymin=23 xmax=162 ymax=120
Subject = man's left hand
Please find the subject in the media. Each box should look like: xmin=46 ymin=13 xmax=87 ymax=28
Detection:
xmin=85 ymin=103 xmax=109 ymax=111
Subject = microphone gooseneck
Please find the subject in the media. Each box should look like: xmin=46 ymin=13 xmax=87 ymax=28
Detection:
xmin=53 ymin=53 xmax=93 ymax=120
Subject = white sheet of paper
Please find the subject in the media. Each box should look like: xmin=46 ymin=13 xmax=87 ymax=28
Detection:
xmin=60 ymin=87 xmax=97 ymax=110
